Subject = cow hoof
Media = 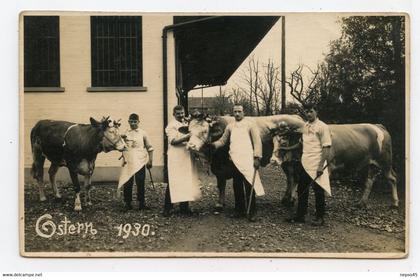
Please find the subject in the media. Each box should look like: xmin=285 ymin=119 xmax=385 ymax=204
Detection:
xmin=40 ymin=195 xmax=47 ymax=202
xmin=214 ymin=203 xmax=224 ymax=213
xmin=54 ymin=194 xmax=62 ymax=199
xmin=281 ymin=198 xmax=293 ymax=207
xmin=355 ymin=201 xmax=367 ymax=209
xmin=390 ymin=203 xmax=399 ymax=209
xmin=74 ymin=205 xmax=82 ymax=212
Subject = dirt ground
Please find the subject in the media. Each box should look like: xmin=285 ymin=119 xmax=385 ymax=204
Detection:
xmin=23 ymin=164 xmax=406 ymax=255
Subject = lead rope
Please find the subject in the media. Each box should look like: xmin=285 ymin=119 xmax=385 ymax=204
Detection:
xmin=101 ymin=132 xmax=120 ymax=149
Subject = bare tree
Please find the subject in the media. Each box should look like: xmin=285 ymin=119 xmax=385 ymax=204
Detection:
xmin=212 ymin=87 xmax=233 ymax=115
xmin=257 ymin=59 xmax=281 ymax=115
xmin=230 ymin=87 xmax=253 ymax=114
xmin=239 ymin=56 xmax=262 ymax=115
xmin=231 ymin=57 xmax=296 ymax=115
xmin=285 ymin=64 xmax=321 ymax=106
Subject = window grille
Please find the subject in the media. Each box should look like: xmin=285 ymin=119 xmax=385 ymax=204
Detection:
xmin=91 ymin=16 xmax=142 ymax=87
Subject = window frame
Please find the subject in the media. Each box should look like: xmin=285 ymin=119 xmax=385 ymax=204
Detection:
xmin=24 ymin=16 xmax=64 ymax=92
xmin=88 ymin=16 xmax=146 ymax=92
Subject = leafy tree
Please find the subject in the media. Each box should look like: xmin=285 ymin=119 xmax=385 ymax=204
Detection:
xmin=315 ymin=16 xmax=406 ymax=181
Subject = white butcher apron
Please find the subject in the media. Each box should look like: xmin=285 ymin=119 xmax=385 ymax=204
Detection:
xmin=229 ymin=121 xmax=265 ymax=196
xmin=301 ymin=122 xmax=331 ymax=196
xmin=167 ymin=120 xmax=202 ymax=203
xmin=118 ymin=137 xmax=149 ymax=189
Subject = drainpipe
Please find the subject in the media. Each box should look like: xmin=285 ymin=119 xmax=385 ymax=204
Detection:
xmin=281 ymin=16 xmax=286 ymax=113
xmin=162 ymin=28 xmax=169 ymax=183
xmin=162 ymin=16 xmax=221 ymax=183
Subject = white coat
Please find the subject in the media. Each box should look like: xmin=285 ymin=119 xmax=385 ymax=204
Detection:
xmin=165 ymin=119 xmax=202 ymax=203
xmin=301 ymin=119 xmax=332 ymax=196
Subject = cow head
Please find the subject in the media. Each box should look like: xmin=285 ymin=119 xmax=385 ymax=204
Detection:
xmin=90 ymin=116 xmax=127 ymax=153
xmin=186 ymin=113 xmax=225 ymax=153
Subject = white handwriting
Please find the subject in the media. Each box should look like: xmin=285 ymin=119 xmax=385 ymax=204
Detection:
xmin=35 ymin=214 xmax=97 ymax=238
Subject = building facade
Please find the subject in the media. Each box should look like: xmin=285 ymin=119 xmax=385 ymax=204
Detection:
xmin=21 ymin=13 xmax=280 ymax=183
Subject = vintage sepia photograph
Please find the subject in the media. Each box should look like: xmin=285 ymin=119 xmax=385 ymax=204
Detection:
xmin=19 ymin=12 xmax=408 ymax=257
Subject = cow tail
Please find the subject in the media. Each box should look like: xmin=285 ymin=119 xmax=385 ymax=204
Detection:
xmin=30 ymin=122 xmax=43 ymax=180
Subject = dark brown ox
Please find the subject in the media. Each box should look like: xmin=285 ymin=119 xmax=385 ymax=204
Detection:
xmin=186 ymin=114 xmax=306 ymax=210
xmin=30 ymin=117 xmax=127 ymax=211
xmin=187 ymin=114 xmax=399 ymax=210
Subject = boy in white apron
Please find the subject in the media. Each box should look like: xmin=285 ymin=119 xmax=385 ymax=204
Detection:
xmin=118 ymin=113 xmax=154 ymax=211
xmin=163 ymin=105 xmax=202 ymax=217
xmin=286 ymin=104 xmax=331 ymax=226
xmin=212 ymin=104 xmax=264 ymax=222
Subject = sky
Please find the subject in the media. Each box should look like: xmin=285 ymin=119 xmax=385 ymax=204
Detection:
xmin=189 ymin=13 xmax=342 ymax=101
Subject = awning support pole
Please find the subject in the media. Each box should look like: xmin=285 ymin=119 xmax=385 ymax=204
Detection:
xmin=281 ymin=16 xmax=286 ymax=112
xmin=162 ymin=17 xmax=221 ymax=183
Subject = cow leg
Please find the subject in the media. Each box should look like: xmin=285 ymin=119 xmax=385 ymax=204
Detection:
xmin=386 ymin=168 xmax=399 ymax=208
xmin=281 ymin=163 xmax=295 ymax=207
xmin=49 ymin=164 xmax=61 ymax=199
xmin=68 ymin=169 xmax=82 ymax=212
xmin=36 ymin=175 xmax=47 ymax=202
xmin=215 ymin=176 xmax=226 ymax=212
xmin=35 ymin=168 xmax=47 ymax=202
xmin=289 ymin=164 xmax=299 ymax=206
xmin=31 ymin=145 xmax=46 ymax=202
xmin=84 ymin=175 xmax=93 ymax=206
xmin=357 ymin=165 xmax=379 ymax=207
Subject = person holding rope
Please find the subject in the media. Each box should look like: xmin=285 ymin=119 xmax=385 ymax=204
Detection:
xmin=211 ymin=104 xmax=264 ymax=222
xmin=286 ymin=104 xmax=332 ymax=226
xmin=118 ymin=113 xmax=154 ymax=212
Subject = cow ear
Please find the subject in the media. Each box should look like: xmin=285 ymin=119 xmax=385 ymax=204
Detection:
xmin=113 ymin=119 xmax=122 ymax=128
xmin=90 ymin=117 xmax=100 ymax=127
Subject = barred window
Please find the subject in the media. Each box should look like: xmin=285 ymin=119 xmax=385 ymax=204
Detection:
xmin=90 ymin=16 xmax=143 ymax=87
xmin=24 ymin=16 xmax=60 ymax=88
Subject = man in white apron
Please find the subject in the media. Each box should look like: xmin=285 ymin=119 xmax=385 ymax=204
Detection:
xmin=163 ymin=105 xmax=201 ymax=217
xmin=212 ymin=104 xmax=264 ymax=222
xmin=286 ymin=104 xmax=332 ymax=226
xmin=118 ymin=113 xmax=154 ymax=211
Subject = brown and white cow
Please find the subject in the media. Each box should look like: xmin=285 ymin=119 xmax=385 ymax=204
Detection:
xmin=187 ymin=114 xmax=399 ymax=210
xmin=30 ymin=117 xmax=127 ymax=211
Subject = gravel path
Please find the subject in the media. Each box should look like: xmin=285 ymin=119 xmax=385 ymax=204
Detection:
xmin=23 ymin=165 xmax=406 ymax=255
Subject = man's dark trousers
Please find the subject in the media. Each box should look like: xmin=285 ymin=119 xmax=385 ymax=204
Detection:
xmin=232 ymin=164 xmax=256 ymax=216
xmin=296 ymin=162 xmax=325 ymax=219
xmin=123 ymin=166 xmax=146 ymax=207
